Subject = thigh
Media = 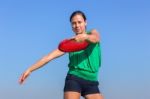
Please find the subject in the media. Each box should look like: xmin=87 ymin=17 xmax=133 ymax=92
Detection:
xmin=64 ymin=91 xmax=81 ymax=99
xmin=81 ymin=79 xmax=100 ymax=96
xmin=64 ymin=78 xmax=81 ymax=92
xmin=85 ymin=93 xmax=104 ymax=99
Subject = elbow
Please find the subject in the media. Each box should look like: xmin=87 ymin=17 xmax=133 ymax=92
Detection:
xmin=96 ymin=36 xmax=100 ymax=42
xmin=91 ymin=34 xmax=100 ymax=43
xmin=90 ymin=29 xmax=100 ymax=43
xmin=93 ymin=38 xmax=99 ymax=43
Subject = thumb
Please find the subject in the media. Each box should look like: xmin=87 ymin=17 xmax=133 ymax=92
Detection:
xmin=19 ymin=73 xmax=25 ymax=84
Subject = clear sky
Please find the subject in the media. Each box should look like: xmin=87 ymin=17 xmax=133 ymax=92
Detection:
xmin=0 ymin=0 xmax=150 ymax=99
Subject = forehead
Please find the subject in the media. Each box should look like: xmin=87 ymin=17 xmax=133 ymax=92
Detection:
xmin=71 ymin=14 xmax=85 ymax=22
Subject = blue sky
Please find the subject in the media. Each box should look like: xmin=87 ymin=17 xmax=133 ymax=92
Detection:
xmin=0 ymin=0 xmax=150 ymax=99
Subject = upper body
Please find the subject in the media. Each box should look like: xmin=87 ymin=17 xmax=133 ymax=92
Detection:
xmin=68 ymin=31 xmax=101 ymax=81
xmin=19 ymin=11 xmax=101 ymax=84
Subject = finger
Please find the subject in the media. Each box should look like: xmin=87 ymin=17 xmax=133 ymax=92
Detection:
xmin=19 ymin=73 xmax=27 ymax=84
xmin=19 ymin=77 xmax=23 ymax=84
xmin=19 ymin=74 xmax=25 ymax=84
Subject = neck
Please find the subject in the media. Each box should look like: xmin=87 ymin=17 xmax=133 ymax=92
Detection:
xmin=75 ymin=31 xmax=86 ymax=35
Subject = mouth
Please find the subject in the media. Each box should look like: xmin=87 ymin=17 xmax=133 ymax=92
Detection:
xmin=75 ymin=28 xmax=80 ymax=32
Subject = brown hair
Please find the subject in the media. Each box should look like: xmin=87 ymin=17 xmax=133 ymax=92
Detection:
xmin=70 ymin=10 xmax=87 ymax=22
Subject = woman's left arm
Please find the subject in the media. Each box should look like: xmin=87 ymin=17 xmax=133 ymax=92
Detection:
xmin=74 ymin=29 xmax=100 ymax=43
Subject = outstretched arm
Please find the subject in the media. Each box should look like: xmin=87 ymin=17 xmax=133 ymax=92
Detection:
xmin=19 ymin=48 xmax=65 ymax=84
xmin=27 ymin=48 xmax=65 ymax=72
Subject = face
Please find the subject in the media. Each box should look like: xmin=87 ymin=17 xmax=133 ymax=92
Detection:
xmin=71 ymin=14 xmax=87 ymax=35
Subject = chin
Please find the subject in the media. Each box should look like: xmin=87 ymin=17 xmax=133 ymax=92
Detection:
xmin=77 ymin=30 xmax=83 ymax=34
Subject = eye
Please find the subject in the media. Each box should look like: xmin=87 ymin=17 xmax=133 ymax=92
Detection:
xmin=78 ymin=21 xmax=82 ymax=24
xmin=71 ymin=22 xmax=75 ymax=25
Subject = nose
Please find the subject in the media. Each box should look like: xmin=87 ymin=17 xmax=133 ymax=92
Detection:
xmin=75 ymin=23 xmax=79 ymax=28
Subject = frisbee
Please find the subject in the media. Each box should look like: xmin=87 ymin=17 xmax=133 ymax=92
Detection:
xmin=58 ymin=39 xmax=89 ymax=52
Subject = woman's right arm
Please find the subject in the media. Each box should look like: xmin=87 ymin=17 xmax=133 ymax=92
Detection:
xmin=19 ymin=48 xmax=65 ymax=84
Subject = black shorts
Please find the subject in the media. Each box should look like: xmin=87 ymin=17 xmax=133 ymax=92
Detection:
xmin=64 ymin=74 xmax=100 ymax=96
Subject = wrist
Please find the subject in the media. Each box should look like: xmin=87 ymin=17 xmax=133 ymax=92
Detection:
xmin=85 ymin=34 xmax=90 ymax=42
xmin=27 ymin=68 xmax=33 ymax=73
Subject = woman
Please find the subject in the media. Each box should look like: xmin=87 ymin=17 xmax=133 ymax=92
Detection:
xmin=19 ymin=11 xmax=104 ymax=99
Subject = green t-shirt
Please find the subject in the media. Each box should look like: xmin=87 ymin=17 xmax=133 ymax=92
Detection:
xmin=68 ymin=33 xmax=101 ymax=81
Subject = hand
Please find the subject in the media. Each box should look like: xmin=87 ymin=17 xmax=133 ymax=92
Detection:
xmin=19 ymin=69 xmax=31 ymax=85
xmin=73 ymin=33 xmax=88 ymax=42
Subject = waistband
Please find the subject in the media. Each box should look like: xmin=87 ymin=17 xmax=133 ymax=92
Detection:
xmin=68 ymin=68 xmax=98 ymax=81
